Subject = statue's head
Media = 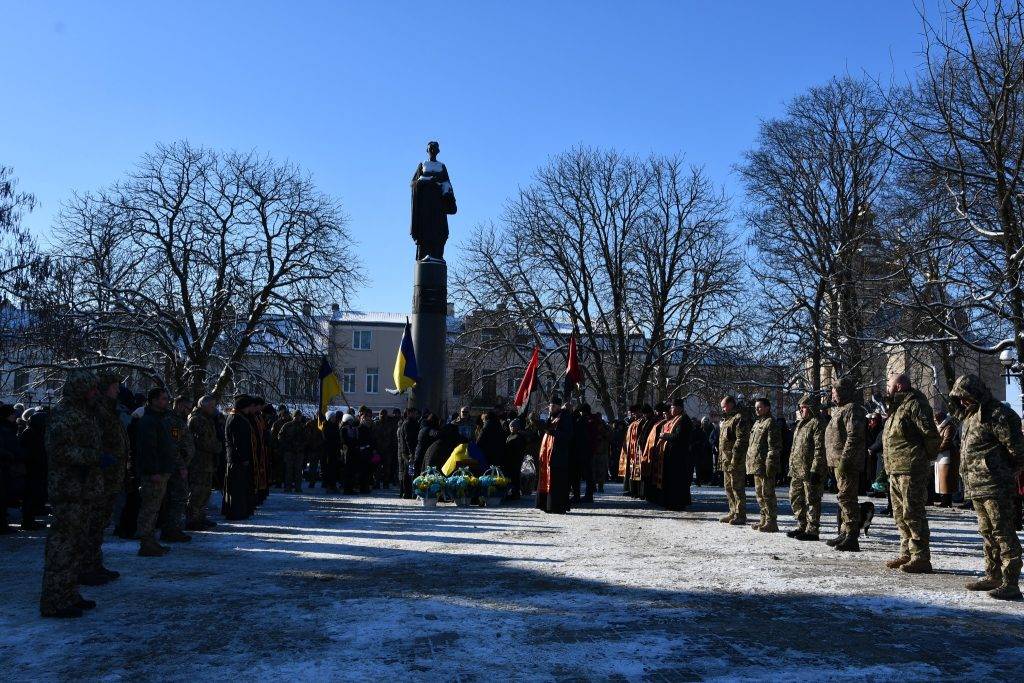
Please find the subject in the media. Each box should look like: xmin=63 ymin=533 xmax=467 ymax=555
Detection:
xmin=427 ymin=140 xmax=440 ymax=157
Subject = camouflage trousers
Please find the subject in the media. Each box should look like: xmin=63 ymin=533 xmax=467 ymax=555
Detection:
xmin=723 ymin=464 xmax=746 ymax=520
xmin=163 ymin=469 xmax=189 ymax=533
xmin=188 ymin=467 xmax=214 ymax=523
xmin=136 ymin=473 xmax=169 ymax=539
xmin=835 ymin=468 xmax=860 ymax=538
xmin=753 ymin=472 xmax=777 ymax=524
xmin=82 ymin=491 xmax=118 ymax=574
xmin=283 ymin=452 xmax=304 ymax=490
xmin=890 ymin=472 xmax=930 ymax=561
xmin=789 ymin=476 xmax=824 ymax=534
xmin=40 ymin=501 xmax=90 ymax=615
xmin=974 ymin=496 xmax=1023 ymax=586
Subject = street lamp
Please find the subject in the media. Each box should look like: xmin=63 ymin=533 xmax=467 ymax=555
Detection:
xmin=1000 ymin=348 xmax=1023 ymax=408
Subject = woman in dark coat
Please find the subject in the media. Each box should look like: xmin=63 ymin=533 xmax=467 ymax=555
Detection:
xmin=222 ymin=397 xmax=256 ymax=520
xmin=476 ymin=412 xmax=506 ymax=469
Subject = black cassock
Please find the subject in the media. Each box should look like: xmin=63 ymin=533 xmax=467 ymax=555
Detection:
xmin=410 ymin=161 xmax=456 ymax=260
xmin=661 ymin=413 xmax=694 ymax=511
xmin=222 ymin=411 xmax=254 ymax=520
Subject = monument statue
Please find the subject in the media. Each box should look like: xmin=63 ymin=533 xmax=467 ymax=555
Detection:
xmin=410 ymin=140 xmax=457 ymax=261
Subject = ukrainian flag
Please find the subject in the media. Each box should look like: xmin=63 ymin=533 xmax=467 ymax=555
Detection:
xmin=318 ymin=356 xmax=341 ymax=419
xmin=392 ymin=318 xmax=419 ymax=393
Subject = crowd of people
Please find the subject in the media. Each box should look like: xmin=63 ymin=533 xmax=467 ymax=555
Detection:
xmin=3 ymin=366 xmax=1024 ymax=619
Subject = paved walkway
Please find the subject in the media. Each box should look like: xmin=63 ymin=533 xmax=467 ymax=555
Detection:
xmin=1 ymin=484 xmax=1022 ymax=680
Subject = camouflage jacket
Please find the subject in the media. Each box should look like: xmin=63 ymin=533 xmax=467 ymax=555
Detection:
xmin=188 ymin=409 xmax=222 ymax=471
xmin=718 ymin=408 xmax=751 ymax=470
xmin=882 ymin=388 xmax=940 ymax=474
xmin=745 ymin=414 xmax=781 ymax=476
xmin=825 ymin=402 xmax=867 ymax=472
xmin=950 ymin=375 xmax=1024 ymax=499
xmin=278 ymin=419 xmax=306 ymax=456
xmin=790 ymin=415 xmax=826 ymax=478
xmin=44 ymin=371 xmax=104 ymax=502
xmin=96 ymin=397 xmax=130 ymax=494
xmin=167 ymin=411 xmax=196 ymax=469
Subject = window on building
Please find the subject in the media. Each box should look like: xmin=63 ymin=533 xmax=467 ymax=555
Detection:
xmin=366 ymin=367 xmax=379 ymax=394
xmin=353 ymin=330 xmax=372 ymax=350
xmin=284 ymin=370 xmax=301 ymax=398
xmin=342 ymin=367 xmax=356 ymax=394
xmin=481 ymin=369 xmax=497 ymax=402
xmin=13 ymin=368 xmax=30 ymax=394
xmin=452 ymin=368 xmax=472 ymax=397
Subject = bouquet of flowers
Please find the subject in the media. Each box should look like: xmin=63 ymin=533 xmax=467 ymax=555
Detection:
xmin=477 ymin=466 xmax=510 ymax=504
xmin=445 ymin=467 xmax=479 ymax=505
xmin=413 ymin=467 xmax=446 ymax=500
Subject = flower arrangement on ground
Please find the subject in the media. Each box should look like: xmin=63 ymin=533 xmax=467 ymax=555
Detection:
xmin=445 ymin=467 xmax=479 ymax=506
xmin=478 ymin=466 xmax=510 ymax=505
xmin=413 ymin=467 xmax=446 ymax=506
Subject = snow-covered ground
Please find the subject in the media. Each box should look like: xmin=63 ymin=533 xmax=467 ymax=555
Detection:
xmin=1 ymin=483 xmax=1022 ymax=681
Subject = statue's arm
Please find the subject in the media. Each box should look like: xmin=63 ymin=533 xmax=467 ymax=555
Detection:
xmin=411 ymin=163 xmax=422 ymax=186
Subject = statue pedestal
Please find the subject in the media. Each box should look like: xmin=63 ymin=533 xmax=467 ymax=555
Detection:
xmin=411 ymin=259 xmax=447 ymax=417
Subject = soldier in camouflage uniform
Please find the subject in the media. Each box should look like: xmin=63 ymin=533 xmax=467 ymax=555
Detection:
xmin=279 ymin=411 xmax=307 ymax=492
xmin=882 ymin=374 xmax=940 ymax=574
xmin=718 ymin=396 xmax=751 ymax=525
xmin=162 ymin=395 xmax=195 ymax=541
xmin=134 ymin=387 xmax=177 ymax=556
xmin=787 ymin=394 xmax=826 ymax=541
xmin=79 ymin=372 xmax=130 ymax=585
xmin=746 ymin=398 xmax=781 ymax=532
xmin=949 ymin=374 xmax=1024 ymax=600
xmin=40 ymin=370 xmax=105 ymax=618
xmin=825 ymin=376 xmax=867 ymax=552
xmin=187 ymin=395 xmax=222 ymax=530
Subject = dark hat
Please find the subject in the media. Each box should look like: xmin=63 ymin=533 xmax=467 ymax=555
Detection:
xmin=671 ymin=397 xmax=686 ymax=409
xmin=233 ymin=395 xmax=254 ymax=410
xmin=548 ymin=393 xmax=563 ymax=404
xmin=798 ymin=393 xmax=817 ymax=408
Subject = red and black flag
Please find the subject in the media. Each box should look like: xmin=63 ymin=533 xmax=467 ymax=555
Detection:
xmin=513 ymin=346 xmax=540 ymax=416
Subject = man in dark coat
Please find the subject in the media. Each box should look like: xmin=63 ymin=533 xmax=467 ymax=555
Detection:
xmin=134 ymin=388 xmax=177 ymax=556
xmin=414 ymin=412 xmax=440 ymax=474
xmin=222 ymin=396 xmax=256 ymax=520
xmin=503 ymin=418 xmax=529 ymax=500
xmin=537 ymin=395 xmax=574 ymax=514
xmin=321 ymin=412 xmax=342 ymax=494
xmin=397 ymin=408 xmax=420 ymax=499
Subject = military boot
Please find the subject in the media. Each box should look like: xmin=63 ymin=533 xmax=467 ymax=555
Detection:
xmin=835 ymin=534 xmax=860 ymax=552
xmin=138 ymin=536 xmax=169 ymax=557
xmin=719 ymin=514 xmax=734 ymax=524
xmin=900 ymin=557 xmax=933 ymax=574
xmin=78 ymin=570 xmax=112 ymax=586
xmin=965 ymin=575 xmax=1002 ymax=591
xmin=886 ymin=555 xmax=911 ymax=569
xmin=729 ymin=516 xmax=747 ymax=526
xmin=796 ymin=530 xmax=820 ymax=541
xmin=759 ymin=521 xmax=779 ymax=533
xmin=786 ymin=527 xmax=805 ymax=538
xmin=75 ymin=598 xmax=97 ymax=610
xmin=160 ymin=529 xmax=192 ymax=543
xmin=988 ymin=584 xmax=1023 ymax=601
xmin=826 ymin=534 xmax=847 ymax=547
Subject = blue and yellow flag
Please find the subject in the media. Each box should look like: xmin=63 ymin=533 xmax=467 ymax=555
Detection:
xmin=319 ymin=356 xmax=341 ymax=421
xmin=391 ymin=318 xmax=419 ymax=394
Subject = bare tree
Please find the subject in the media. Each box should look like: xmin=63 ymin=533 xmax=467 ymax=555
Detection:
xmin=887 ymin=0 xmax=1024 ymax=365
xmin=0 ymin=165 xmax=45 ymax=295
xmin=740 ymin=76 xmax=897 ymax=392
xmin=453 ymin=147 xmax=742 ymax=418
xmin=22 ymin=142 xmax=363 ymax=398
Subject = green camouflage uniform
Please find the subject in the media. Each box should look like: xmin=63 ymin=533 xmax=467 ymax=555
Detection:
xmin=187 ymin=408 xmax=222 ymax=524
xmin=950 ymin=375 xmax=1024 ymax=590
xmin=746 ymin=412 xmax=781 ymax=527
xmin=789 ymin=395 xmax=827 ymax=534
xmin=81 ymin=382 xmax=130 ymax=575
xmin=719 ymin=407 xmax=751 ymax=521
xmin=164 ymin=409 xmax=195 ymax=533
xmin=825 ymin=378 xmax=867 ymax=538
xmin=279 ymin=415 xmax=306 ymax=490
xmin=39 ymin=371 xmax=103 ymax=615
xmin=883 ymin=387 xmax=940 ymax=561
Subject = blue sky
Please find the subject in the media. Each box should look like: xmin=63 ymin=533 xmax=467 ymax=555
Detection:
xmin=3 ymin=1 xmax=940 ymax=313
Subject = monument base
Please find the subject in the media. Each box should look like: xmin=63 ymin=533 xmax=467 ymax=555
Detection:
xmin=410 ymin=259 xmax=447 ymax=417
